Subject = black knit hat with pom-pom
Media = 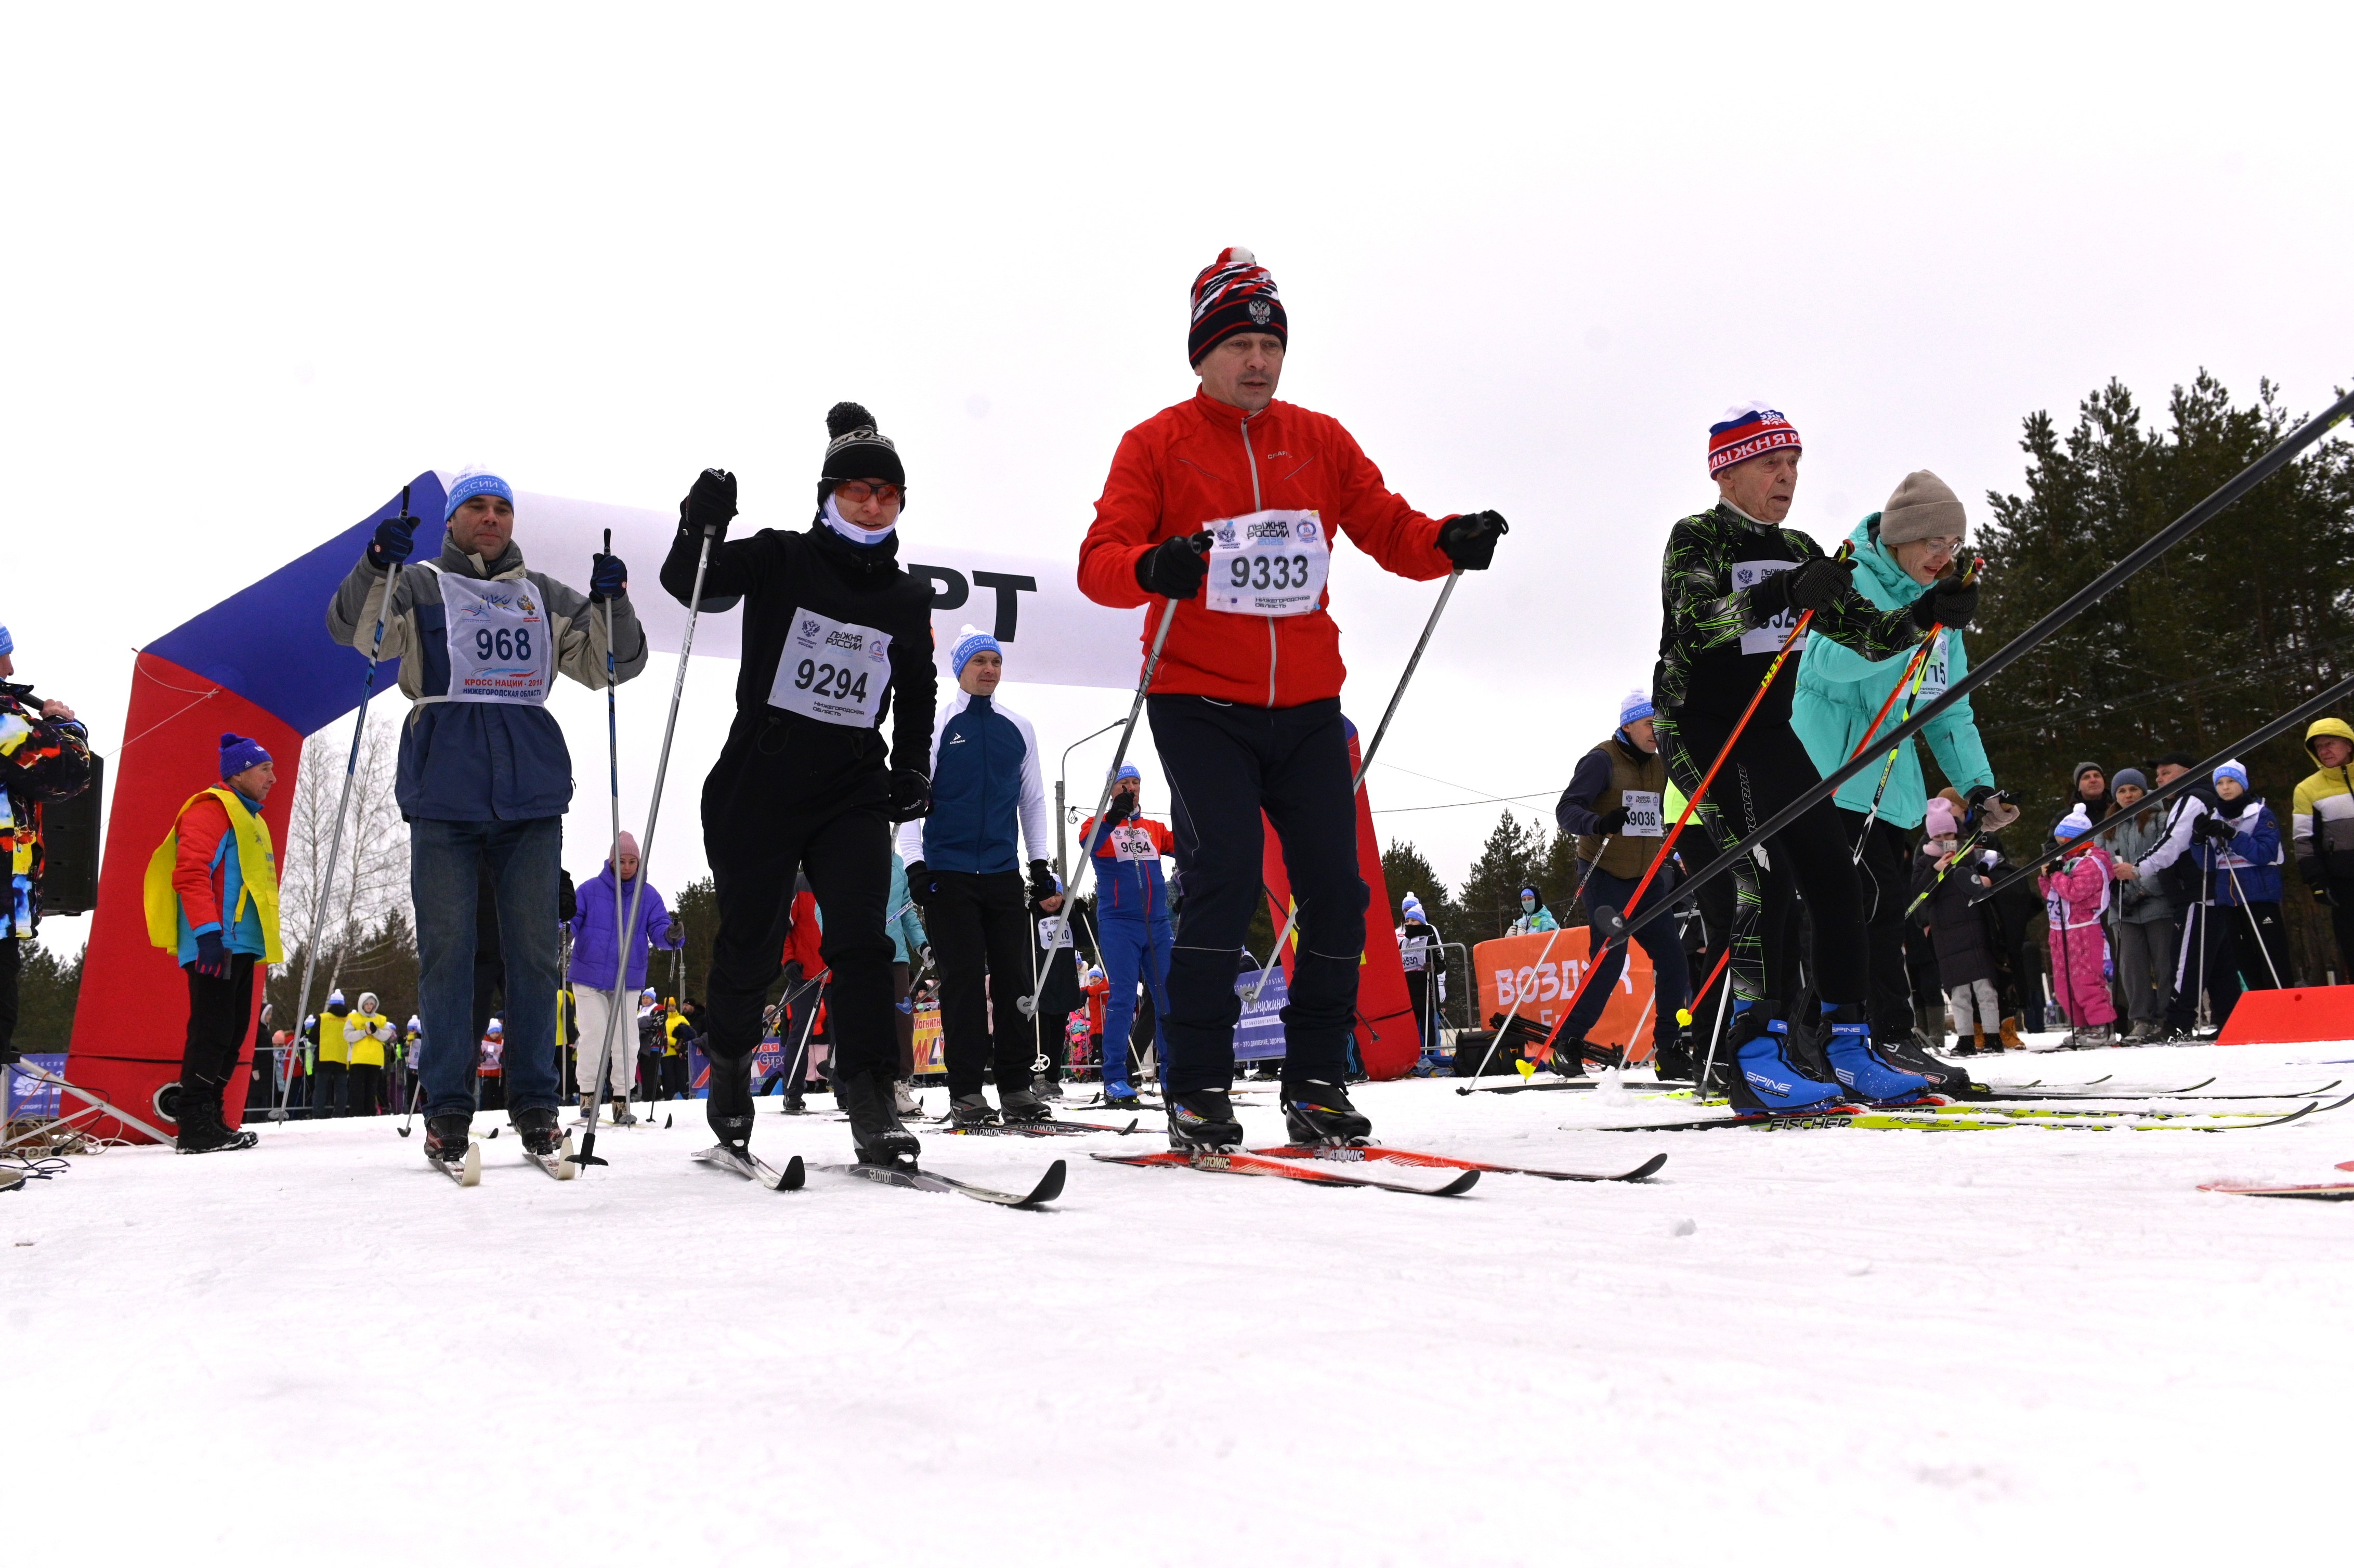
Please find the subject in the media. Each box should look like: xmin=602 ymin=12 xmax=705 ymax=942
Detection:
xmin=817 ymin=401 xmax=905 ymax=504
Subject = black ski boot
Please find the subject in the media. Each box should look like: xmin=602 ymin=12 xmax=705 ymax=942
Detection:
xmin=512 ymin=1105 xmax=564 ymax=1158
xmin=837 ymin=1070 xmax=920 ymax=1169
xmin=705 ymin=1049 xmax=755 ymax=1149
xmin=1165 ymin=1087 xmax=1244 ymax=1151
xmin=949 ymin=1092 xmax=1001 ymax=1129
xmin=1652 ymin=1026 xmax=1697 ymax=1083
xmin=1869 ymin=1029 xmax=1982 ymax=1098
xmin=999 ymin=1086 xmax=1053 ymax=1124
xmin=1281 ymin=1079 xmax=1372 ymax=1146
xmin=424 ymin=1113 xmax=473 ymax=1165
xmin=174 ymin=1084 xmax=257 ymax=1154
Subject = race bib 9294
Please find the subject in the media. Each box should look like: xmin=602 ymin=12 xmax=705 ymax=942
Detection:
xmin=767 ymin=608 xmax=892 ymax=727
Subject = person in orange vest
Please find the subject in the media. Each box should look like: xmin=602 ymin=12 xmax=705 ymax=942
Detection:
xmin=145 ymin=733 xmax=283 ymax=1153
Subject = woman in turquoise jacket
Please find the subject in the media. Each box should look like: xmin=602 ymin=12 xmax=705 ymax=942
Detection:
xmin=1791 ymin=473 xmax=2001 ymax=1059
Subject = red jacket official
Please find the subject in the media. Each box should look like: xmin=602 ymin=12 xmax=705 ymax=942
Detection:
xmin=1078 ymin=390 xmax=1455 ymax=708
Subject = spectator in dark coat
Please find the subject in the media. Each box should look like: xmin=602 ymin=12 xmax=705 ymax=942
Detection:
xmin=1911 ymin=797 xmax=2006 ymax=1053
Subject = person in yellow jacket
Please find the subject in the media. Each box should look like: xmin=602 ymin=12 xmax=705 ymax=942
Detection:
xmin=315 ymin=988 xmax=353 ymax=1117
xmin=143 ymin=732 xmax=282 ymax=1153
xmin=2292 ymin=716 xmax=2354 ymax=983
xmin=344 ymin=990 xmax=395 ymax=1116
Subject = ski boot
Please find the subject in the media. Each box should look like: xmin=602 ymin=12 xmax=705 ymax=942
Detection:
xmin=1868 ymin=1028 xmax=1974 ymax=1096
xmin=890 ymin=1078 xmax=922 ymax=1119
xmin=782 ymin=1092 xmax=807 ymax=1115
xmin=1103 ymin=1080 xmax=1144 ymax=1111
xmin=1651 ymin=1026 xmax=1697 ymax=1084
xmin=1281 ymin=1079 xmax=1371 ymax=1146
xmin=1165 ymin=1087 xmax=1244 ymax=1151
xmin=1036 ymin=1078 xmax=1065 ymax=1102
xmin=576 ymin=1093 xmax=598 ymax=1126
xmin=174 ymin=1087 xmax=257 ymax=1154
xmin=1727 ymin=1005 xmax=1847 ymax=1115
xmin=424 ymin=1112 xmax=474 ymax=1166
xmin=1823 ymin=1004 xmax=1930 ymax=1105
xmin=838 ymin=1070 xmax=920 ymax=1169
xmin=705 ymin=1049 xmax=756 ymax=1149
xmin=999 ymin=1086 xmax=1054 ymax=1124
xmin=949 ymin=1092 xmax=1001 ymax=1129
xmin=610 ymin=1097 xmax=638 ymax=1127
xmin=512 ymin=1105 xmax=565 ymax=1157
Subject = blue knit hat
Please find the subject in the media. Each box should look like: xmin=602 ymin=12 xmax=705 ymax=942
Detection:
xmin=950 ymin=623 xmax=1001 ymax=678
xmin=444 ymin=470 xmax=514 ymax=522
xmin=1115 ymin=763 xmax=1141 ymax=783
xmin=0 ymin=624 xmax=12 ymax=657
xmin=219 ymin=732 xmax=271 ymax=780
xmin=2215 ymin=759 xmax=2249 ymax=791
xmin=1619 ymin=688 xmax=1655 ymax=729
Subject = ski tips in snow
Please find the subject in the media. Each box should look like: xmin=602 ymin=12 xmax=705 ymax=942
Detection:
xmin=693 ymin=1143 xmax=806 ymax=1191
xmin=427 ymin=1141 xmax=482 ymax=1186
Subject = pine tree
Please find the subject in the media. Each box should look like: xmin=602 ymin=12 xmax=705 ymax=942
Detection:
xmin=1458 ymin=813 xmax=1556 ymax=939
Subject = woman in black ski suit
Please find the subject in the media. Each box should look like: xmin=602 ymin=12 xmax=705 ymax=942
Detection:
xmin=662 ymin=404 xmax=939 ymax=1168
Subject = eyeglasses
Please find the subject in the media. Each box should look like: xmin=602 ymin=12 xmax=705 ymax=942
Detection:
xmin=1916 ymin=535 xmax=1963 ymax=556
xmin=835 ymin=481 xmax=902 ymax=506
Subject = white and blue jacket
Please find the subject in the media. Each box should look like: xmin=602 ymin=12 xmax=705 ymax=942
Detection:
xmin=896 ymin=691 xmax=1051 ymax=875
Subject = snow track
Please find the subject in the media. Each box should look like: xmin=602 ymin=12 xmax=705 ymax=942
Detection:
xmin=9 ymin=1040 xmax=2350 ymax=1564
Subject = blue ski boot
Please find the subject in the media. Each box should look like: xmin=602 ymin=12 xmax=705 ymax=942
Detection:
xmin=1823 ymin=1003 xmax=1930 ymax=1104
xmin=1729 ymin=1004 xmax=1847 ymax=1115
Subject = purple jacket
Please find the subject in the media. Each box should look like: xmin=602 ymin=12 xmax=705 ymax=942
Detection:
xmin=568 ymin=865 xmax=679 ymax=991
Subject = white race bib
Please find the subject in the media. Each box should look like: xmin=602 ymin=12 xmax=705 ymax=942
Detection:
xmin=768 ymin=608 xmax=892 ymax=727
xmin=1399 ymin=934 xmax=1429 ymax=973
xmin=1913 ymin=630 xmax=1951 ymax=705
xmin=428 ymin=568 xmax=554 ymax=705
xmin=1037 ymin=914 xmax=1075 ymax=951
xmin=1203 ymin=509 xmax=1331 ymax=618
xmin=1108 ymin=826 xmax=1159 ymax=862
xmin=1620 ymin=789 xmax=1665 ymax=837
xmin=1730 ymin=559 xmax=1806 ymax=656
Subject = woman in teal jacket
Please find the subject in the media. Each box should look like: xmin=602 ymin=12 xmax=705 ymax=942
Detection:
xmin=1791 ymin=473 xmax=2000 ymax=1060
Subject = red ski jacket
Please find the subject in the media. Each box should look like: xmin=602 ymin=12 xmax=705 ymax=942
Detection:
xmin=1078 ymin=390 xmax=1455 ymax=708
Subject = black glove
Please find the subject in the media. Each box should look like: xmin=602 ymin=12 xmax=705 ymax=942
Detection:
xmin=1436 ymin=511 xmax=1509 ymax=571
xmin=1104 ymin=794 xmax=1134 ymax=827
xmin=558 ymin=870 xmax=578 ymax=922
xmin=1593 ymin=806 xmax=1628 ymax=836
xmin=590 ymin=552 xmax=627 ymax=603
xmin=2194 ymin=814 xmax=2237 ymax=846
xmin=1965 ymin=784 xmax=1997 ymax=810
xmin=682 ymin=468 xmax=739 ymax=539
xmin=1134 ymin=532 xmax=1213 ymax=599
xmin=2298 ymin=855 xmax=2324 ymax=888
xmin=368 ymin=510 xmax=419 ymax=569
xmin=905 ymin=862 xmax=936 ymax=909
xmin=1912 ymin=572 xmax=1979 ymax=631
xmin=1782 ymin=554 xmax=1857 ymax=613
xmin=192 ymin=930 xmax=229 ymax=978
xmin=1028 ymin=859 xmax=1059 ymax=908
xmin=888 ymin=768 xmax=931 ymax=822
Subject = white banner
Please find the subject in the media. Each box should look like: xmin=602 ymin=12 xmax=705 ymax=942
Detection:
xmin=493 ymin=482 xmax=1140 ymax=691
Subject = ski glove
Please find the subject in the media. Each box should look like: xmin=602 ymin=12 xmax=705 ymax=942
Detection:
xmin=589 ymin=551 xmax=628 ymax=603
xmin=682 ymin=468 xmax=739 ymax=539
xmin=1436 ymin=511 xmax=1509 ymax=571
xmin=889 ymin=767 xmax=932 ymax=823
xmin=1134 ymin=532 xmax=1214 ymax=599
xmin=1028 ymin=859 xmax=1060 ymax=908
xmin=2193 ymin=814 xmax=2238 ymax=846
xmin=192 ymin=930 xmax=229 ymax=978
xmin=904 ymin=862 xmax=936 ymax=909
xmin=1912 ymin=573 xmax=1978 ymax=631
xmin=1104 ymin=794 xmax=1134 ymax=827
xmin=1780 ymin=554 xmax=1858 ymax=614
xmin=1592 ymin=806 xmax=1628 ymax=836
xmin=368 ymin=511 xmax=419 ymax=569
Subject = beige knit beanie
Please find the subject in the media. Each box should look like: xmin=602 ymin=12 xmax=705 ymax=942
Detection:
xmin=1880 ymin=469 xmax=1966 ymax=545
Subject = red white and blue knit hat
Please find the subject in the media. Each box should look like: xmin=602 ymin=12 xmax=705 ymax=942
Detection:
xmin=1707 ymin=402 xmax=1803 ymax=476
xmin=1189 ymin=246 xmax=1287 ymax=365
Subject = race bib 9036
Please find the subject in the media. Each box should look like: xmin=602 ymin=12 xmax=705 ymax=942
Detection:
xmin=1204 ymin=509 xmax=1331 ymax=618
xmin=768 ymin=609 xmax=892 ymax=727
xmin=1619 ymin=790 xmax=1665 ymax=837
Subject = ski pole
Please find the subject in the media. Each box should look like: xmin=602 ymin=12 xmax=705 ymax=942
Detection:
xmin=582 ymin=519 xmax=688 ymax=1170
xmin=1247 ymin=566 xmax=1463 ymax=1006
xmin=1055 ymin=564 xmax=1200 ymax=934
xmin=1623 ymin=388 xmax=2354 ymax=950
xmin=780 ymin=976 xmax=828 ymax=1101
xmin=581 ymin=529 xmax=631 ymax=1161
xmin=285 ymin=485 xmax=414 ymax=1122
xmin=1970 ymin=670 xmax=2354 ymax=906
xmin=1690 ymin=949 xmax=1736 ymax=1091
xmin=2219 ymin=856 xmax=2285 ymax=989
xmin=1524 ymin=549 xmax=1847 ymax=1067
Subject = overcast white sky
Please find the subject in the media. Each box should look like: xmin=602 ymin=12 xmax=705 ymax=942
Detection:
xmin=7 ymin=4 xmax=2349 ymax=959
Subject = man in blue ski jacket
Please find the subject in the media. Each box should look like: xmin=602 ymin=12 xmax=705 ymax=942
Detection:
xmin=1077 ymin=763 xmax=1175 ymax=1107
xmin=898 ymin=626 xmax=1061 ymax=1127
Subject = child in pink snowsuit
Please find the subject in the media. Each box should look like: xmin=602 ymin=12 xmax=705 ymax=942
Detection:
xmin=2040 ymin=804 xmax=2117 ymax=1035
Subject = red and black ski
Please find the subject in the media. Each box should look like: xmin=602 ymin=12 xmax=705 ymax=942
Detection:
xmin=1093 ymin=1148 xmax=1478 ymax=1197
xmin=1251 ymin=1145 xmax=1667 ymax=1183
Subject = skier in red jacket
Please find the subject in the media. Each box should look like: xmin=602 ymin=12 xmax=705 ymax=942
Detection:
xmin=1077 ymin=246 xmax=1507 ymax=1151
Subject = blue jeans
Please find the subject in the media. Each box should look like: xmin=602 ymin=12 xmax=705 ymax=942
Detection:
xmin=1098 ymin=914 xmax=1172 ymax=1088
xmin=412 ymin=816 xmax=563 ymax=1119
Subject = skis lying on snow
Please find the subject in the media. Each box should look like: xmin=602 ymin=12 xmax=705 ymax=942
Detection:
xmin=1251 ymin=1145 xmax=1668 ymax=1183
xmin=932 ymin=1117 xmax=1142 ymax=1138
xmin=1468 ymin=1076 xmax=1697 ymax=1096
xmin=813 ymin=1158 xmax=1066 ymax=1209
xmin=692 ymin=1144 xmax=807 ymax=1191
xmin=427 ymin=1142 xmax=483 ymax=1186
xmin=1593 ymin=1098 xmax=2339 ymax=1133
xmin=1094 ymin=1148 xmax=1479 ymax=1197
xmin=2199 ymin=1178 xmax=2354 ymax=1200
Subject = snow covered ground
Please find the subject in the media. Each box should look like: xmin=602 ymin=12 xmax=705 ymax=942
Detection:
xmin=8 ymin=1040 xmax=2350 ymax=1566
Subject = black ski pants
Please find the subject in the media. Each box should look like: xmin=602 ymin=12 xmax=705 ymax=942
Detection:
xmin=926 ymin=869 xmax=1037 ymax=1097
xmin=2167 ymin=900 xmax=2241 ymax=1034
xmin=181 ymin=954 xmax=257 ymax=1100
xmin=347 ymin=1062 xmax=384 ymax=1117
xmin=1656 ymin=709 xmax=1869 ymax=1013
xmin=701 ymin=752 xmax=897 ymax=1087
xmin=2325 ymin=878 xmax=2354 ymax=983
xmin=1149 ymin=695 xmax=1364 ymax=1095
xmin=1845 ymin=809 xmax=1919 ymax=1043
xmin=1560 ymin=861 xmax=1690 ymax=1053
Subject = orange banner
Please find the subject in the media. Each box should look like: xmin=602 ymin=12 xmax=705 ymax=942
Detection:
xmin=1472 ymin=929 xmax=1658 ymax=1065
